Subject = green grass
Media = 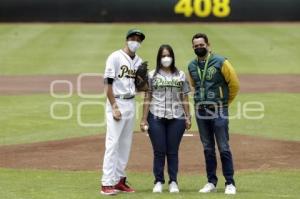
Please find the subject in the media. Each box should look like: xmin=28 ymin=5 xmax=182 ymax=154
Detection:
xmin=0 ymin=168 xmax=299 ymax=199
xmin=0 ymin=94 xmax=106 ymax=145
xmin=0 ymin=23 xmax=300 ymax=75
xmin=0 ymin=93 xmax=299 ymax=145
xmin=229 ymin=93 xmax=300 ymax=141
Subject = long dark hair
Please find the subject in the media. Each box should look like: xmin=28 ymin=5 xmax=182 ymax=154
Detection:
xmin=154 ymin=44 xmax=178 ymax=76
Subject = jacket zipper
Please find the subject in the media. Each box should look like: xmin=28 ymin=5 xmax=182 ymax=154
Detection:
xmin=219 ymin=86 xmax=224 ymax=99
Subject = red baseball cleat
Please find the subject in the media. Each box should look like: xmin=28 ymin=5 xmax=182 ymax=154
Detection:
xmin=100 ymin=186 xmax=118 ymax=195
xmin=114 ymin=177 xmax=135 ymax=193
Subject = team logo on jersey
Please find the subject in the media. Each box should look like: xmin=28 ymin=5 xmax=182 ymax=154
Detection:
xmin=153 ymin=78 xmax=183 ymax=89
xmin=118 ymin=65 xmax=136 ymax=78
xmin=206 ymin=66 xmax=217 ymax=80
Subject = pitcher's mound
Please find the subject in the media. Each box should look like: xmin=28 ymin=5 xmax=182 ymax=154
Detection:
xmin=0 ymin=133 xmax=299 ymax=172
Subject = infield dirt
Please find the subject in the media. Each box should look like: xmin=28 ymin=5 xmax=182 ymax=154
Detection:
xmin=0 ymin=133 xmax=299 ymax=172
xmin=0 ymin=74 xmax=300 ymax=95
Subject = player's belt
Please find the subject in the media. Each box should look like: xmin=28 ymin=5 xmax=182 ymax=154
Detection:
xmin=114 ymin=94 xmax=135 ymax=100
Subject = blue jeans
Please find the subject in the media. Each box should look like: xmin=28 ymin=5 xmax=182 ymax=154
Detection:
xmin=147 ymin=112 xmax=186 ymax=184
xmin=195 ymin=107 xmax=235 ymax=186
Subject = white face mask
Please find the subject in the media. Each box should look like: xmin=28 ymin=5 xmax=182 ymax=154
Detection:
xmin=127 ymin=41 xmax=141 ymax=53
xmin=161 ymin=56 xmax=173 ymax=68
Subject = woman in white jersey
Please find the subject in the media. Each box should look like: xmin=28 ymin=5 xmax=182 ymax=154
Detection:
xmin=140 ymin=44 xmax=191 ymax=193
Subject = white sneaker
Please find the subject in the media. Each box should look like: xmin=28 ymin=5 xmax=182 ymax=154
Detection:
xmin=169 ymin=181 xmax=179 ymax=193
xmin=199 ymin=183 xmax=217 ymax=193
xmin=153 ymin=182 xmax=163 ymax=193
xmin=225 ymin=184 xmax=236 ymax=195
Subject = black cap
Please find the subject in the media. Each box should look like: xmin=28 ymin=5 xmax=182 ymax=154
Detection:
xmin=126 ymin=29 xmax=145 ymax=41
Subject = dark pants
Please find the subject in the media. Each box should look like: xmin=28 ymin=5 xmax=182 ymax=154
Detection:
xmin=195 ymin=107 xmax=235 ymax=186
xmin=147 ymin=112 xmax=185 ymax=184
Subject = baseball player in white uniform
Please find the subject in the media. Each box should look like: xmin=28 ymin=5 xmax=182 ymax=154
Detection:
xmin=100 ymin=29 xmax=145 ymax=195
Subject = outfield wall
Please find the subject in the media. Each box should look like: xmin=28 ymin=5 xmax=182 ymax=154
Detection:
xmin=0 ymin=0 xmax=299 ymax=22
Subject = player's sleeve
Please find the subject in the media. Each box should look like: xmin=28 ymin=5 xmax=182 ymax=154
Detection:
xmin=221 ymin=60 xmax=240 ymax=104
xmin=104 ymin=78 xmax=114 ymax=85
xmin=181 ymin=72 xmax=191 ymax=95
xmin=104 ymin=53 xmax=117 ymax=79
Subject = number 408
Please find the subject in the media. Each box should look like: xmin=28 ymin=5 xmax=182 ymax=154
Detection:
xmin=174 ymin=0 xmax=231 ymax=18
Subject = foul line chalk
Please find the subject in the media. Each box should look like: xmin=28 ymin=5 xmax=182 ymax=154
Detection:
xmin=144 ymin=133 xmax=194 ymax=137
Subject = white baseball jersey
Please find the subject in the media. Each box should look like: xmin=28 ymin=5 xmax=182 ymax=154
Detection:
xmin=104 ymin=49 xmax=143 ymax=96
xmin=148 ymin=69 xmax=190 ymax=119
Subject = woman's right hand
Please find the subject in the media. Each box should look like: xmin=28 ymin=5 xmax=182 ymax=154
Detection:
xmin=185 ymin=117 xmax=191 ymax=130
xmin=140 ymin=119 xmax=149 ymax=132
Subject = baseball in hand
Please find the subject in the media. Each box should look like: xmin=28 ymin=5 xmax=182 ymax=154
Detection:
xmin=143 ymin=125 xmax=149 ymax=131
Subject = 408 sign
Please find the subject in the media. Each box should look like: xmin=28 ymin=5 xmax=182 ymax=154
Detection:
xmin=174 ymin=0 xmax=231 ymax=18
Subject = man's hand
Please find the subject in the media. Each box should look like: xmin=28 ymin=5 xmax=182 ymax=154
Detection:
xmin=112 ymin=105 xmax=122 ymax=121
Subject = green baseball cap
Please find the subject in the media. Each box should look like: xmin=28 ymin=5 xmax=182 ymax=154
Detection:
xmin=126 ymin=29 xmax=145 ymax=41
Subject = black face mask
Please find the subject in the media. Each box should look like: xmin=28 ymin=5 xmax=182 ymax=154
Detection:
xmin=194 ymin=47 xmax=208 ymax=57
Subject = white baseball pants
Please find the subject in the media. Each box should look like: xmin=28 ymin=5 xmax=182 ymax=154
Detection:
xmin=101 ymin=98 xmax=135 ymax=186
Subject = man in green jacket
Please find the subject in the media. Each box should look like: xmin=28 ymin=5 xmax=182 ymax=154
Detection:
xmin=188 ymin=33 xmax=239 ymax=195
